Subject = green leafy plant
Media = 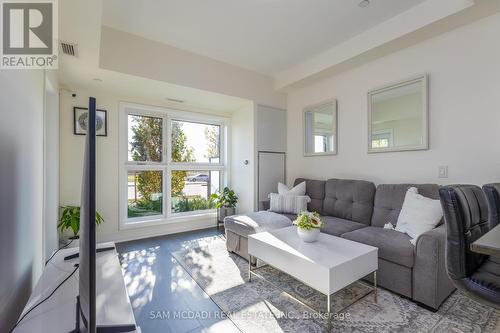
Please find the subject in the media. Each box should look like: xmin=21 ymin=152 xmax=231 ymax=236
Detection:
xmin=293 ymin=211 xmax=323 ymax=231
xmin=173 ymin=196 xmax=215 ymax=213
xmin=210 ymin=187 xmax=238 ymax=208
xmin=127 ymin=198 xmax=163 ymax=218
xmin=58 ymin=206 xmax=104 ymax=237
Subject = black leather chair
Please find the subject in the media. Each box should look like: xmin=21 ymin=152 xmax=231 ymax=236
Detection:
xmin=483 ymin=183 xmax=500 ymax=229
xmin=439 ymin=185 xmax=500 ymax=309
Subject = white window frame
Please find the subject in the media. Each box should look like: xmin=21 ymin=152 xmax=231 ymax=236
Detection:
xmin=119 ymin=102 xmax=230 ymax=230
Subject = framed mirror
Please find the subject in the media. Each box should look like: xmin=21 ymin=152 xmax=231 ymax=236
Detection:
xmin=368 ymin=75 xmax=428 ymax=153
xmin=304 ymin=99 xmax=337 ymax=156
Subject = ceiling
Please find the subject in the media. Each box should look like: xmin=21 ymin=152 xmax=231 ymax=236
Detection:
xmin=58 ymin=0 xmax=251 ymax=115
xmin=59 ymin=64 xmax=251 ymax=115
xmin=102 ymin=0 xmax=425 ymax=74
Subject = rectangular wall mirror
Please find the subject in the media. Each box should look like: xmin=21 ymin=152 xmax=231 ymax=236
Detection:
xmin=368 ymin=75 xmax=428 ymax=153
xmin=304 ymin=99 xmax=337 ymax=156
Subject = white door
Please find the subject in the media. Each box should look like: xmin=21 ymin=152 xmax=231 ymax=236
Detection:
xmin=258 ymin=152 xmax=285 ymax=210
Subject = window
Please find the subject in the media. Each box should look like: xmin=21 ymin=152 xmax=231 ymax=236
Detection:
xmin=171 ymin=170 xmax=220 ymax=213
xmin=171 ymin=120 xmax=220 ymax=163
xmin=371 ymin=138 xmax=389 ymax=149
xmin=371 ymin=130 xmax=393 ymax=149
xmin=127 ymin=171 xmax=163 ymax=218
xmin=120 ymin=103 xmax=227 ymax=228
xmin=314 ymin=134 xmax=334 ymax=153
xmin=128 ymin=114 xmax=163 ymax=162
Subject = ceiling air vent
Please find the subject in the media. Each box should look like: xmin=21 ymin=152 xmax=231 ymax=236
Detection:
xmin=59 ymin=41 xmax=78 ymax=57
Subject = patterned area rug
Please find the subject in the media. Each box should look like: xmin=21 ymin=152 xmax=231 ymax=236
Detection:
xmin=171 ymin=235 xmax=500 ymax=333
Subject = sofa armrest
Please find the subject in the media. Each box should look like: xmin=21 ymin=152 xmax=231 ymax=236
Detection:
xmin=413 ymin=225 xmax=455 ymax=309
xmin=259 ymin=200 xmax=270 ymax=211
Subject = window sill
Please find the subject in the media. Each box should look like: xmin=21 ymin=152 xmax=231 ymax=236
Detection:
xmin=120 ymin=211 xmax=217 ymax=230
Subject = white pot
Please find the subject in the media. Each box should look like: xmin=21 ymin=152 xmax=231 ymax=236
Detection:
xmin=297 ymin=227 xmax=321 ymax=243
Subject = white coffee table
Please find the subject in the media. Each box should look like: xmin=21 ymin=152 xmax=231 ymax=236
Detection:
xmin=248 ymin=226 xmax=378 ymax=314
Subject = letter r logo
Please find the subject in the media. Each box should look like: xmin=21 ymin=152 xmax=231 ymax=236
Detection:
xmin=2 ymin=2 xmax=52 ymax=55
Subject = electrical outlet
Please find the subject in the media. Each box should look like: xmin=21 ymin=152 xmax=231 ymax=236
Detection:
xmin=438 ymin=166 xmax=448 ymax=178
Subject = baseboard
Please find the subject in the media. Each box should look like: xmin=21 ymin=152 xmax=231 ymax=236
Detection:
xmin=97 ymin=219 xmax=218 ymax=245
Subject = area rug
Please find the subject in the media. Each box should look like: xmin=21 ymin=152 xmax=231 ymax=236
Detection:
xmin=171 ymin=235 xmax=500 ymax=333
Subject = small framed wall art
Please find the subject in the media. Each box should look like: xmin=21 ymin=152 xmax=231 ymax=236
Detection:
xmin=74 ymin=106 xmax=108 ymax=136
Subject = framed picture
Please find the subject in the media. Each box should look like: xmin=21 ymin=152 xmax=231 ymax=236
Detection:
xmin=74 ymin=107 xmax=108 ymax=136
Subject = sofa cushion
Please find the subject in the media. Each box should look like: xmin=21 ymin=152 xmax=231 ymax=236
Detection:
xmin=268 ymin=193 xmax=310 ymax=214
xmin=321 ymin=216 xmax=367 ymax=237
xmin=278 ymin=181 xmax=306 ymax=195
xmin=342 ymin=226 xmax=415 ymax=268
xmin=322 ymin=179 xmax=376 ymax=225
xmin=294 ymin=178 xmax=325 ymax=214
xmin=371 ymin=184 xmax=440 ymax=228
xmin=280 ymin=213 xmax=298 ymax=221
xmin=224 ymin=211 xmax=293 ymax=238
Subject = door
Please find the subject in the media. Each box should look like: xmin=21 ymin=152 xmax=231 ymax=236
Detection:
xmin=257 ymin=151 xmax=286 ymax=210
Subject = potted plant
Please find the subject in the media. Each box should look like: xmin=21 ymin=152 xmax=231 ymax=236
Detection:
xmin=58 ymin=206 xmax=104 ymax=239
xmin=210 ymin=187 xmax=238 ymax=223
xmin=293 ymin=211 xmax=323 ymax=242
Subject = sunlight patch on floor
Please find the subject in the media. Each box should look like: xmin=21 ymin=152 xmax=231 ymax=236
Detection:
xmin=121 ymin=246 xmax=159 ymax=309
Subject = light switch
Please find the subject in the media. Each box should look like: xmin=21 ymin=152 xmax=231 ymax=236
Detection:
xmin=438 ymin=166 xmax=448 ymax=178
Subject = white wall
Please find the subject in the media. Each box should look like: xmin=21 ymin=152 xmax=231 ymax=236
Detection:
xmin=286 ymin=13 xmax=500 ymax=186
xmin=230 ymin=102 xmax=256 ymax=214
xmin=60 ymin=89 xmax=254 ymax=242
xmin=99 ymin=26 xmax=287 ymax=110
xmin=0 ymin=70 xmax=45 ymax=332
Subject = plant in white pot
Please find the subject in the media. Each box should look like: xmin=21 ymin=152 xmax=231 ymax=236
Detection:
xmin=293 ymin=211 xmax=323 ymax=242
xmin=210 ymin=187 xmax=238 ymax=223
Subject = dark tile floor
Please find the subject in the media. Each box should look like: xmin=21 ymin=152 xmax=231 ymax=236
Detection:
xmin=116 ymin=227 xmax=241 ymax=333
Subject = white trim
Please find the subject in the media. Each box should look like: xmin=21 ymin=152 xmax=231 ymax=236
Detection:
xmin=119 ymin=102 xmax=229 ymax=230
xmin=42 ymin=70 xmax=47 ymax=265
xmin=120 ymin=101 xmax=230 ymax=124
xmin=118 ymin=211 xmax=217 ymax=231
xmin=99 ymin=219 xmax=217 ymax=244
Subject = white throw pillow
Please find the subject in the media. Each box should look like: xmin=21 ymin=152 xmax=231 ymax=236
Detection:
xmin=395 ymin=187 xmax=419 ymax=233
xmin=268 ymin=193 xmax=310 ymax=214
xmin=278 ymin=181 xmax=306 ymax=196
xmin=396 ymin=187 xmax=443 ymax=245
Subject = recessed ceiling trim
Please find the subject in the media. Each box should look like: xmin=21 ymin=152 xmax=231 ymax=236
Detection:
xmin=275 ymin=0 xmax=475 ymax=91
xmin=102 ymin=0 xmax=427 ymax=74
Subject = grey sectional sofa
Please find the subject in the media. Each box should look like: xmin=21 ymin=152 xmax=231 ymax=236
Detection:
xmin=224 ymin=178 xmax=455 ymax=310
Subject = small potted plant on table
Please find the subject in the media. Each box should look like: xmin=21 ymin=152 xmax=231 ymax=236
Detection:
xmin=210 ymin=187 xmax=238 ymax=227
xmin=294 ymin=211 xmax=323 ymax=242
xmin=58 ymin=206 xmax=104 ymax=241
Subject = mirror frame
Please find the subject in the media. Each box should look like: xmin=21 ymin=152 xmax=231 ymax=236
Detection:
xmin=303 ymin=99 xmax=338 ymax=157
xmin=367 ymin=74 xmax=428 ymax=154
